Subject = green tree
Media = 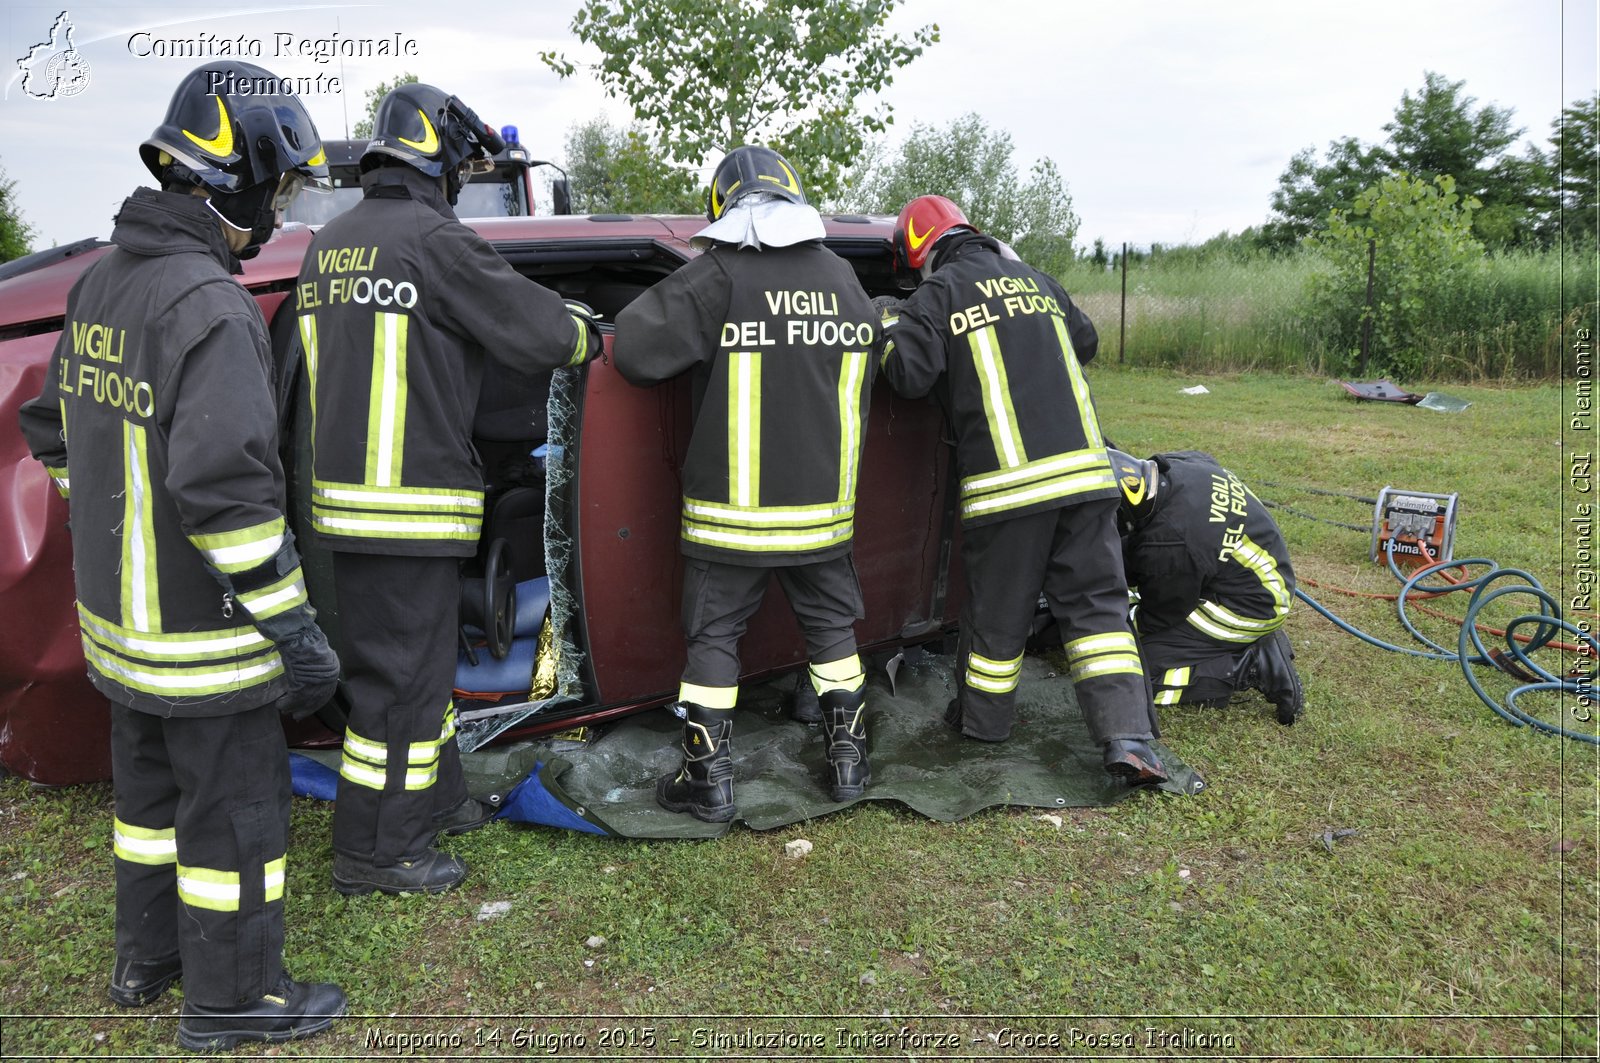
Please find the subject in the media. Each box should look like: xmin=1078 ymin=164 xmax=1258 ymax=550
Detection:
xmin=1378 ymin=71 xmax=1529 ymax=245
xmin=1549 ymin=92 xmax=1599 ymax=246
xmin=541 ymin=0 xmax=937 ymax=200
xmin=352 ymin=72 xmax=419 ymax=139
xmin=1266 ymin=72 xmax=1541 ymax=249
xmin=845 ymin=113 xmax=1079 ymax=275
xmin=1263 ymin=137 xmax=1387 ymax=250
xmin=0 ymin=161 xmax=34 ymax=263
xmin=1308 ymin=173 xmax=1484 ymax=379
xmin=563 ymin=116 xmax=703 ymax=214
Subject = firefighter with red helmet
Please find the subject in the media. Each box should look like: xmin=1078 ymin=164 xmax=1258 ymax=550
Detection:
xmin=17 ymin=62 xmax=346 ymax=1051
xmin=878 ymin=196 xmax=1165 ymax=784
xmin=612 ymin=146 xmax=879 ymax=822
xmin=294 ymin=83 xmax=599 ymax=894
xmin=1109 ymin=449 xmax=1304 ymax=723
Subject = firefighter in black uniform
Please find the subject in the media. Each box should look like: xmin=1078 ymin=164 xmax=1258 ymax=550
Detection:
xmin=17 ymin=62 xmax=346 ymax=1051
xmin=878 ymin=196 xmax=1165 ymax=783
xmin=1109 ymin=449 xmax=1304 ymax=723
xmin=296 ymin=83 xmax=598 ymax=895
xmin=612 ymin=146 xmax=878 ymax=822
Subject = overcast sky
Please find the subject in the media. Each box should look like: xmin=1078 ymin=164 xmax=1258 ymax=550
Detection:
xmin=1 ymin=0 xmax=1594 ymax=251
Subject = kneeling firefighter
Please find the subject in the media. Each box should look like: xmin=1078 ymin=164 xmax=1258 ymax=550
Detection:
xmin=19 ymin=61 xmax=346 ymax=1051
xmin=877 ymin=195 xmax=1166 ymax=783
xmin=1110 ymin=449 xmax=1304 ymax=723
xmin=612 ymin=146 xmax=879 ymax=822
xmin=295 ymin=83 xmax=599 ymax=894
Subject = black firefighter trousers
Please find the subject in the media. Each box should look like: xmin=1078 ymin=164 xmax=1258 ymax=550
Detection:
xmin=110 ymin=702 xmax=289 ymax=1007
xmin=331 ymin=553 xmax=469 ymax=866
xmin=1138 ymin=626 xmax=1255 ymax=707
xmin=952 ymin=498 xmax=1156 ymax=745
xmin=680 ymin=554 xmax=864 ymax=700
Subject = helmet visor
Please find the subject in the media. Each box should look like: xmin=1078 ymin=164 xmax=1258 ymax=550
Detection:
xmin=271 ymin=170 xmax=327 ymax=213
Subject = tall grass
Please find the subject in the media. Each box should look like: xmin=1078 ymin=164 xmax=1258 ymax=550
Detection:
xmin=1053 ymin=244 xmax=1587 ymax=381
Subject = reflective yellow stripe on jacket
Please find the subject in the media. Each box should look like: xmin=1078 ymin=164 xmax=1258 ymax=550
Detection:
xmin=684 ymin=349 xmax=866 ymax=554
xmin=78 ymin=603 xmax=283 ymax=699
xmin=311 ymin=480 xmax=484 ymax=544
xmin=1184 ymin=534 xmax=1292 ymax=643
xmin=959 ymin=448 xmax=1117 ymax=521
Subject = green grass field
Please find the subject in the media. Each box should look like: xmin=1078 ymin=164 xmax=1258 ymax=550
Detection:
xmin=1 ymin=367 xmax=1594 ymax=1060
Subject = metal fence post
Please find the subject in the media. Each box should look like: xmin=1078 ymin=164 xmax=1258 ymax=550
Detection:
xmin=1119 ymin=241 xmax=1128 ymax=364
xmin=1358 ymin=237 xmax=1376 ymax=375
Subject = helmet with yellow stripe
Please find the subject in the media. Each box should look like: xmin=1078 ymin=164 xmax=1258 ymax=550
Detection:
xmin=1107 ymin=448 xmax=1160 ymax=531
xmin=140 ymin=62 xmax=330 ymax=256
xmin=140 ymin=61 xmax=329 ymax=195
xmin=361 ymin=83 xmax=505 ymax=205
xmin=893 ymin=195 xmax=976 ymax=272
xmin=705 ymin=146 xmax=807 ymax=221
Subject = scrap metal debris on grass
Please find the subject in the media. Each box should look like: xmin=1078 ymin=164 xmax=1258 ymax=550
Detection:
xmin=1339 ymin=379 xmax=1471 ymax=412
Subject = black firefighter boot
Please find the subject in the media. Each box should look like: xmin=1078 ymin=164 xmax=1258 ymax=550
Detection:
xmin=819 ymin=689 xmax=871 ymax=802
xmin=176 ymin=974 xmax=347 ymax=1052
xmin=656 ymin=703 xmax=736 ymax=823
xmin=1103 ymin=738 xmax=1168 ymax=786
xmin=1241 ymin=629 xmax=1305 ymax=725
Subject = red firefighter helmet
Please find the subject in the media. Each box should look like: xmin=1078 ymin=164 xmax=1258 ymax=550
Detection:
xmin=893 ymin=195 xmax=976 ymax=271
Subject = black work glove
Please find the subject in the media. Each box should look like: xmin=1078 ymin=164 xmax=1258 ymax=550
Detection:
xmin=272 ymin=622 xmax=341 ymax=720
xmin=871 ymin=294 xmax=903 ymax=325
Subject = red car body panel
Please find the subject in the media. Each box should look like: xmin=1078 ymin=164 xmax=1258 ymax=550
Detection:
xmin=0 ymin=213 xmax=960 ymax=783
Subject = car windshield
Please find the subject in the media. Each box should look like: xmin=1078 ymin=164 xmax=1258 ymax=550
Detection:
xmin=285 ymin=185 xmax=363 ymax=226
xmin=456 ymin=167 xmax=527 ymax=218
xmin=284 ymin=165 xmax=528 ymax=225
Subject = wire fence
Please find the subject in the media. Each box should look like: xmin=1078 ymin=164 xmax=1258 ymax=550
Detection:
xmin=1054 ymin=243 xmax=1589 ymax=381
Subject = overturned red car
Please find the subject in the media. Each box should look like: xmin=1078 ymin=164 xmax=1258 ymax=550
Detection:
xmin=0 ymin=213 xmax=962 ymax=784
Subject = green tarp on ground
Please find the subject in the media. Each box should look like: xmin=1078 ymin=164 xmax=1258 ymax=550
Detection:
xmin=455 ymin=649 xmax=1204 ymax=839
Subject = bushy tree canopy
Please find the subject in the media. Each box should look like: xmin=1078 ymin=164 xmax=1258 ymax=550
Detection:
xmin=844 ymin=113 xmax=1079 ymax=275
xmin=0 ymin=161 xmax=34 ymax=263
xmin=1309 ymin=173 xmax=1484 ymax=378
xmin=563 ymin=117 xmax=702 ymax=215
xmin=1267 ymin=72 xmax=1541 ymax=249
xmin=542 ymin=0 xmax=937 ymax=200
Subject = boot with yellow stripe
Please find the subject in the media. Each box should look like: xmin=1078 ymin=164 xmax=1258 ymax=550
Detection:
xmin=819 ymin=688 xmax=870 ymax=801
xmin=176 ymin=974 xmax=346 ymax=1051
xmin=656 ymin=702 xmax=736 ymax=823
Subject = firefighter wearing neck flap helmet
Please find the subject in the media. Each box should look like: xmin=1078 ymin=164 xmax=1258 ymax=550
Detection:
xmin=19 ymin=61 xmax=347 ymax=1051
xmin=612 ymin=146 xmax=880 ymax=823
xmin=294 ymin=82 xmax=600 ymax=896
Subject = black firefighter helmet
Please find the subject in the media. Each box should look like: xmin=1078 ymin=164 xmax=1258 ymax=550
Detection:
xmin=1107 ymin=448 xmax=1160 ymax=532
xmin=139 ymin=61 xmax=330 ymax=256
xmin=705 ymin=145 xmax=806 ymax=221
xmin=362 ymin=83 xmax=505 ymax=204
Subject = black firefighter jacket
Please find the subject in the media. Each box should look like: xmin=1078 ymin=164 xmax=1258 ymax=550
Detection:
xmin=879 ymin=232 xmax=1116 ymax=528
xmin=1122 ymin=451 xmax=1296 ymax=645
xmin=295 ymin=165 xmax=593 ymax=557
xmin=612 ymin=240 xmax=877 ymax=566
xmin=19 ymin=188 xmax=303 ymax=716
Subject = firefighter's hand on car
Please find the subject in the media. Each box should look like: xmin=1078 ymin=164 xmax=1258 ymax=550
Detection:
xmin=273 ymin=622 xmax=341 ymax=720
xmin=871 ymin=294 xmax=903 ymax=326
xmin=562 ymin=300 xmax=603 ymax=365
